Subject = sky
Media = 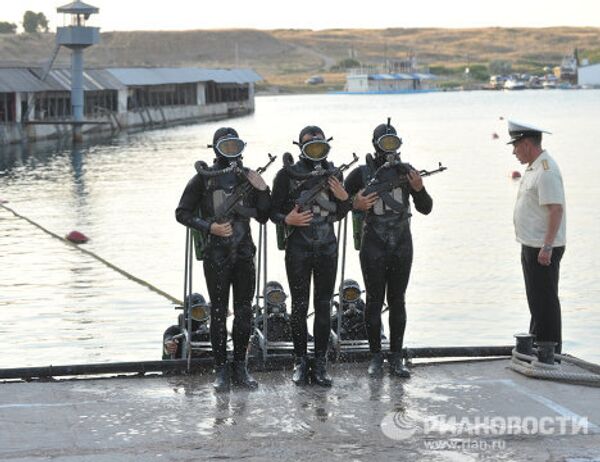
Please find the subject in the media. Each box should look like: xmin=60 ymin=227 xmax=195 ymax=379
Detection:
xmin=4 ymin=0 xmax=600 ymax=31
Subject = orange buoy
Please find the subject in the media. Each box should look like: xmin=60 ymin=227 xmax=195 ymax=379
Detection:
xmin=511 ymin=171 xmax=522 ymax=179
xmin=492 ymin=132 xmax=499 ymax=139
xmin=66 ymin=230 xmax=89 ymax=244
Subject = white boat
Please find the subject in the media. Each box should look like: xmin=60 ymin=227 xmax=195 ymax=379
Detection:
xmin=504 ymin=79 xmax=527 ymax=90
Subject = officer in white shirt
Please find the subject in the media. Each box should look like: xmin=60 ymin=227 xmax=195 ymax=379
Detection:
xmin=509 ymin=120 xmax=566 ymax=354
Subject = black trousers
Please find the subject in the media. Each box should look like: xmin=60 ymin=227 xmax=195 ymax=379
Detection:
xmin=285 ymin=250 xmax=337 ymax=358
xmin=521 ymin=245 xmax=565 ymax=353
xmin=360 ymin=236 xmax=413 ymax=353
xmin=204 ymin=248 xmax=255 ymax=366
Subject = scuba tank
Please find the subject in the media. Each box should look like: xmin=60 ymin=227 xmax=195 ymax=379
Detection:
xmin=191 ymin=159 xmax=239 ymax=260
xmin=276 ymin=223 xmax=288 ymax=251
xmin=352 ymin=210 xmax=365 ymax=251
xmin=351 ymin=154 xmax=375 ymax=251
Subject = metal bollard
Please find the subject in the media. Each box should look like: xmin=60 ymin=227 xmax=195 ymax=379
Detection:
xmin=514 ymin=333 xmax=535 ymax=356
xmin=536 ymin=341 xmax=557 ymax=365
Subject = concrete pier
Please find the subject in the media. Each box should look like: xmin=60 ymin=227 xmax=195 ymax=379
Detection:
xmin=1 ymin=359 xmax=599 ymax=461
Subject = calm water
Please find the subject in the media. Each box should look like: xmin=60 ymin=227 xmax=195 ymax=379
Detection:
xmin=1 ymin=90 xmax=599 ymax=368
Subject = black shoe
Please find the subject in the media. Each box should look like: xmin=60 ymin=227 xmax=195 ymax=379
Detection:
xmin=292 ymin=356 xmax=309 ymax=386
xmin=312 ymin=356 xmax=333 ymax=387
xmin=213 ymin=364 xmax=231 ymax=392
xmin=231 ymin=360 xmax=258 ymax=389
xmin=388 ymin=352 xmax=411 ymax=378
xmin=368 ymin=352 xmax=384 ymax=377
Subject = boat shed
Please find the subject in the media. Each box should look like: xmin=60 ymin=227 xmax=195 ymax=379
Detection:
xmin=346 ymin=72 xmax=438 ymax=93
xmin=0 ymin=67 xmax=125 ymax=122
xmin=0 ymin=66 xmax=262 ymax=144
xmin=32 ymin=68 xmax=124 ymax=121
xmin=106 ymin=67 xmax=261 ymax=109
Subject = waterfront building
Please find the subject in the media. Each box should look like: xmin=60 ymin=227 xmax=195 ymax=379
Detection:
xmin=345 ymin=68 xmax=438 ymax=94
xmin=0 ymin=66 xmax=260 ymax=144
xmin=578 ymin=62 xmax=600 ymax=87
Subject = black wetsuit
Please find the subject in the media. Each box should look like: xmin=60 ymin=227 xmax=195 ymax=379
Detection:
xmin=176 ymin=158 xmax=271 ymax=366
xmin=162 ymin=324 xmax=211 ymax=359
xmin=162 ymin=325 xmax=184 ymax=359
xmin=344 ymin=156 xmax=432 ymax=353
xmin=253 ymin=311 xmax=293 ymax=342
xmin=331 ymin=299 xmax=368 ymax=341
xmin=162 ymin=313 xmax=211 ymax=360
xmin=270 ymin=158 xmax=351 ymax=358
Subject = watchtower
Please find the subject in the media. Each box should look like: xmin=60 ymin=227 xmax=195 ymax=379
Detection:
xmin=56 ymin=1 xmax=100 ymax=140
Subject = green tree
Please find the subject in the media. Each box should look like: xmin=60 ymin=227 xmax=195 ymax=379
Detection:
xmin=0 ymin=21 xmax=17 ymax=34
xmin=469 ymin=64 xmax=489 ymax=81
xmin=580 ymin=48 xmax=600 ymax=65
xmin=23 ymin=11 xmax=49 ymax=33
xmin=37 ymin=12 xmax=49 ymax=32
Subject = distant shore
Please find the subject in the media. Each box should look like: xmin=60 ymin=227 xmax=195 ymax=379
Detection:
xmin=2 ymin=27 xmax=599 ymax=92
xmin=254 ymin=85 xmax=598 ymax=97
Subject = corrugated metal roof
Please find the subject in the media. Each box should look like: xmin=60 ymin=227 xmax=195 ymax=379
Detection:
xmin=369 ymin=74 xmax=412 ymax=81
xmin=0 ymin=67 xmax=260 ymax=93
xmin=0 ymin=68 xmax=62 ymax=92
xmin=412 ymin=73 xmax=438 ymax=80
xmin=107 ymin=68 xmax=262 ymax=86
xmin=43 ymin=69 xmax=126 ymax=91
xmin=57 ymin=1 xmax=99 ymax=14
xmin=0 ymin=68 xmax=124 ymax=93
xmin=368 ymin=73 xmax=437 ymax=81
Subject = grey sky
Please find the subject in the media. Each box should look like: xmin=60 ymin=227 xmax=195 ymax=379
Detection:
xmin=5 ymin=0 xmax=600 ymax=31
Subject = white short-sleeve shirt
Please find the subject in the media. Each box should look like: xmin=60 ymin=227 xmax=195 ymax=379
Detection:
xmin=513 ymin=150 xmax=566 ymax=247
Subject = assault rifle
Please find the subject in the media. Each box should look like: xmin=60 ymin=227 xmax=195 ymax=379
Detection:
xmin=292 ymin=153 xmax=359 ymax=212
xmin=363 ymin=161 xmax=447 ymax=196
xmin=213 ymin=153 xmax=277 ymax=222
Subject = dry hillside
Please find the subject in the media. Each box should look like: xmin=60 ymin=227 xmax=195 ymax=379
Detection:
xmin=271 ymin=27 xmax=600 ymax=64
xmin=1 ymin=27 xmax=599 ymax=90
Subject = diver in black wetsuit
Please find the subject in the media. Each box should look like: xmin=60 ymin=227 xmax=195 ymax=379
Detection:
xmin=344 ymin=120 xmax=433 ymax=378
xmin=270 ymin=125 xmax=352 ymax=387
xmin=253 ymin=281 xmax=293 ymax=342
xmin=162 ymin=293 xmax=211 ymax=359
xmin=331 ymin=279 xmax=368 ymax=341
xmin=175 ymin=127 xmax=271 ymax=391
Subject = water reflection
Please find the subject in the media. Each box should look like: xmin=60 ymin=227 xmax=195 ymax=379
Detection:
xmin=0 ymin=140 xmax=64 ymax=176
xmin=214 ymin=391 xmax=249 ymax=429
xmin=70 ymin=145 xmax=88 ymax=205
xmin=0 ymin=134 xmax=124 ymax=177
xmin=368 ymin=376 xmax=385 ymax=402
xmin=1 ymin=91 xmax=599 ymax=368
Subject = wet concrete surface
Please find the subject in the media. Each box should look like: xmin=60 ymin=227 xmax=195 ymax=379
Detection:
xmin=1 ymin=359 xmax=600 ymax=461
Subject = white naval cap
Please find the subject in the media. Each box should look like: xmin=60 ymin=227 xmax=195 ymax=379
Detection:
xmin=507 ymin=120 xmax=552 ymax=145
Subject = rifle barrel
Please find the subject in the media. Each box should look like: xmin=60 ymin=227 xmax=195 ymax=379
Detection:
xmin=364 ymin=163 xmax=447 ymax=195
